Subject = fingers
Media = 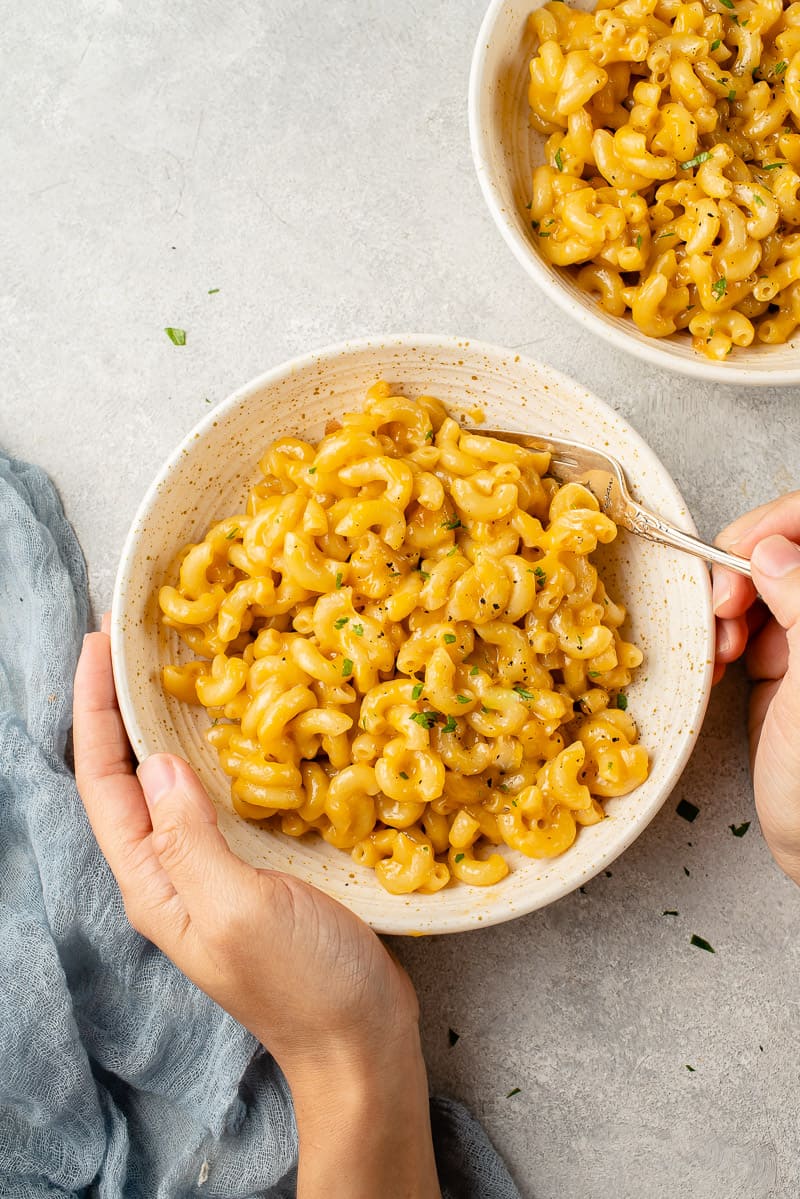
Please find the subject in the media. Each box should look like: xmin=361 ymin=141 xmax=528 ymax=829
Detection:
xmin=746 ymin=617 xmax=789 ymax=682
xmin=715 ymin=614 xmax=748 ymax=665
xmin=138 ymin=754 xmax=254 ymax=924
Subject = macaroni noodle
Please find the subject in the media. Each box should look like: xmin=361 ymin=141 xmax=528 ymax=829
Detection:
xmin=527 ymin=0 xmax=800 ymax=358
xmin=159 ymin=384 xmax=649 ymax=894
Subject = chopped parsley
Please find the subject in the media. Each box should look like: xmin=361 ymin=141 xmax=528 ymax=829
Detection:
xmin=506 ymin=1088 xmax=521 ymax=1098
xmin=690 ymin=934 xmax=715 ymax=953
xmin=225 ymin=527 xmax=239 ymax=539
xmin=589 ymin=670 xmax=601 ymax=678
xmin=773 ymin=60 xmax=788 ymax=76
xmin=514 ymin=686 xmax=535 ymax=700
xmin=728 ymin=88 xmax=736 ymax=101
xmin=399 ymin=771 xmax=409 ymax=780
xmin=710 ymin=37 xmax=721 ymax=50
xmin=635 ymin=233 xmax=642 ymax=249
xmin=680 ymin=151 xmax=711 ymax=170
xmin=663 ymin=910 xmax=679 ymax=916
xmin=676 ymin=798 xmax=699 ymax=823
xmin=412 ymin=683 xmax=424 ymax=700
xmin=470 ymin=665 xmax=480 ymax=676
xmin=410 ymin=711 xmax=440 ymax=729
xmin=425 ymin=428 xmax=434 ymax=441
xmin=448 ymin=1028 xmax=460 ymax=1046
xmin=534 ymin=566 xmax=547 ymax=586
xmin=352 ymin=623 xmax=364 ymax=637
xmin=164 ymin=327 xmax=186 ymax=345
xmin=711 ymin=276 xmax=728 ymax=300
xmin=457 ymin=694 xmax=470 ymax=704
xmin=555 ymin=147 xmax=564 ymax=171
xmin=763 ymin=162 xmax=784 ymax=169
xmin=418 ymin=568 xmax=430 ymax=581
xmin=454 ymin=852 xmax=465 ymax=863
xmin=539 ymin=230 xmax=552 ymax=238
xmin=441 ymin=516 xmax=462 ymax=530
xmin=335 ymin=571 xmax=343 ymax=589
xmin=334 ymin=616 xmax=349 ymax=629
xmin=685 ymin=1065 xmax=696 ymax=1072
xmin=753 ymin=193 xmax=766 ymax=206
xmin=444 ymin=632 xmax=457 ymax=644
xmin=442 ymin=715 xmax=457 ymax=733
xmin=719 ymin=0 xmax=734 ymax=8
xmin=342 ymin=658 xmax=354 ymax=677
xmin=616 ymin=693 xmax=628 ymax=711
xmin=308 ymin=465 xmax=317 ymax=474
xmin=207 ymin=287 xmax=220 ymax=294
xmin=730 ymin=820 xmax=751 ymax=837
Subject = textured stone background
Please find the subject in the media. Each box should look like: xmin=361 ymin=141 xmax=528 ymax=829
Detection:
xmin=3 ymin=2 xmax=798 ymax=1195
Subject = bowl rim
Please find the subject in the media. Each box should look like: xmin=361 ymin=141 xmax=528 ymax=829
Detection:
xmin=111 ymin=333 xmax=715 ymax=933
xmin=468 ymin=0 xmax=800 ymax=387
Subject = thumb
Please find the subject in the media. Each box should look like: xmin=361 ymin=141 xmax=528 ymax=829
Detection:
xmin=138 ymin=754 xmax=251 ymax=917
xmin=751 ymin=535 xmax=800 ymax=633
xmin=749 ymin=535 xmax=800 ymax=879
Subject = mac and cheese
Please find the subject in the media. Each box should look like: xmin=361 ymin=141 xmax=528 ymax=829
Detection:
xmin=159 ymin=384 xmax=649 ymax=894
xmin=527 ymin=0 xmax=800 ymax=358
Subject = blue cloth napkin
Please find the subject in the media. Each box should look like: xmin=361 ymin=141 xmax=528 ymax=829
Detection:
xmin=0 ymin=451 xmax=522 ymax=1199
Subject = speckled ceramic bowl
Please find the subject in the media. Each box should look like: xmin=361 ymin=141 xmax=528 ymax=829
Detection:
xmin=469 ymin=0 xmax=800 ymax=386
xmin=111 ymin=335 xmax=714 ymax=935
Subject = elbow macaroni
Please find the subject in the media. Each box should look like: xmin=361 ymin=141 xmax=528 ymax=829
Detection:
xmin=159 ymin=384 xmax=649 ymax=894
xmin=528 ymin=0 xmax=800 ymax=358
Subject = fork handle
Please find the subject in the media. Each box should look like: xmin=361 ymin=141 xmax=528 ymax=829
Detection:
xmin=624 ymin=501 xmax=752 ymax=578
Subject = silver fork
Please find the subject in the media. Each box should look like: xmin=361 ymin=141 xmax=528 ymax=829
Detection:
xmin=474 ymin=428 xmax=752 ymax=578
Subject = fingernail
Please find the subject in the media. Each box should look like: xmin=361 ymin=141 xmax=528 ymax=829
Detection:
xmin=716 ymin=623 xmax=730 ymax=657
xmin=712 ymin=573 xmax=732 ymax=614
xmin=751 ymin=535 xmax=800 ymax=579
xmin=138 ymin=755 xmax=177 ymax=805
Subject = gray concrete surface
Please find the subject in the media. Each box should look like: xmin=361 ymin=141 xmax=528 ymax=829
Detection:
xmin=3 ymin=2 xmax=799 ymax=1196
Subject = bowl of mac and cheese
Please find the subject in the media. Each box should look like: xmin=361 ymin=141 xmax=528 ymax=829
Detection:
xmin=112 ymin=336 xmax=713 ymax=934
xmin=470 ymin=0 xmax=800 ymax=384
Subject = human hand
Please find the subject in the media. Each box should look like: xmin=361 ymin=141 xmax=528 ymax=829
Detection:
xmin=73 ymin=622 xmax=441 ymax=1198
xmin=713 ymin=493 xmax=800 ymax=886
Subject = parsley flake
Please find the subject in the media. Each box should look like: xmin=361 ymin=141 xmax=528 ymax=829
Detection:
xmin=334 ymin=616 xmax=349 ymax=629
xmin=534 ymin=566 xmax=547 ymax=586
xmin=663 ymin=910 xmax=679 ymax=916
xmin=352 ymin=623 xmax=364 ymax=637
xmin=470 ymin=665 xmax=480 ymax=676
xmin=444 ymin=633 xmax=457 ymax=644
xmin=711 ymin=276 xmax=728 ymax=300
xmin=676 ymin=798 xmax=699 ymax=823
xmin=454 ymin=852 xmax=465 ymax=863
xmin=690 ymin=934 xmax=715 ymax=953
xmin=514 ymin=686 xmax=535 ymax=700
xmin=506 ymin=1088 xmax=521 ymax=1098
xmin=342 ymin=658 xmax=354 ymax=678
xmin=225 ymin=527 xmax=239 ymax=540
xmin=680 ymin=151 xmax=711 ymax=170
xmin=399 ymin=771 xmax=409 ymax=780
xmin=335 ymin=571 xmax=343 ymax=589
xmin=442 ymin=715 xmax=457 ymax=734
xmin=208 ymin=287 xmax=220 ymax=294
xmin=410 ymin=711 xmax=440 ymax=729
xmin=412 ymin=683 xmax=424 ymax=700
xmin=774 ymin=60 xmax=788 ymax=76
xmin=730 ymin=820 xmax=751 ymax=837
xmin=448 ymin=1028 xmax=460 ymax=1046
xmin=616 ymin=693 xmax=628 ymax=711
xmin=555 ymin=147 xmax=564 ymax=171
xmin=710 ymin=37 xmax=721 ymax=50
xmin=763 ymin=162 xmax=784 ymax=169
xmin=457 ymin=694 xmax=470 ymax=704
xmin=441 ymin=516 xmax=462 ymax=530
xmin=164 ymin=327 xmax=186 ymax=345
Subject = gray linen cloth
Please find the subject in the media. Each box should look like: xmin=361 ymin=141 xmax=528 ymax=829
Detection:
xmin=0 ymin=450 xmax=522 ymax=1199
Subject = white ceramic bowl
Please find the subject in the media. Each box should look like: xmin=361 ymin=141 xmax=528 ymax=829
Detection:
xmin=469 ymin=0 xmax=800 ymax=386
xmin=112 ymin=335 xmax=713 ymax=935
